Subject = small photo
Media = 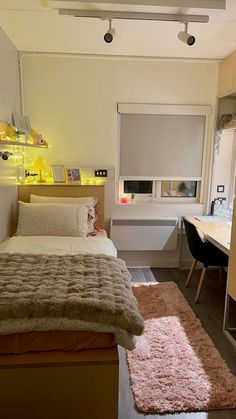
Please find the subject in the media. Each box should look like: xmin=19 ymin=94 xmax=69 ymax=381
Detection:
xmin=66 ymin=168 xmax=81 ymax=183
xmin=52 ymin=165 xmax=66 ymax=183
xmin=12 ymin=113 xmax=32 ymax=135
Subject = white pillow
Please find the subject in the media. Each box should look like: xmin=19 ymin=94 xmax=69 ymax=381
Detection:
xmin=30 ymin=194 xmax=96 ymax=205
xmin=30 ymin=195 xmax=98 ymax=233
xmin=16 ymin=202 xmax=89 ymax=237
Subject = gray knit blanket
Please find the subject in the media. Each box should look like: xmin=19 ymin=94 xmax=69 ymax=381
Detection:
xmin=0 ymin=253 xmax=144 ymax=350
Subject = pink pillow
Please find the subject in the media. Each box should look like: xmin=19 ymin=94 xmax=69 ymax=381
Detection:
xmin=87 ymin=229 xmax=107 ymax=237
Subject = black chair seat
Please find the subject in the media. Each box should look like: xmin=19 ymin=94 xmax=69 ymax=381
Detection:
xmin=195 ymin=241 xmax=228 ymax=267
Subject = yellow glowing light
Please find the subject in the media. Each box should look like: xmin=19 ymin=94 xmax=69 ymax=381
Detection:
xmin=29 ymin=156 xmax=53 ymax=183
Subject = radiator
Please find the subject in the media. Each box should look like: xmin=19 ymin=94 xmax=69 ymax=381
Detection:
xmin=110 ymin=218 xmax=178 ymax=251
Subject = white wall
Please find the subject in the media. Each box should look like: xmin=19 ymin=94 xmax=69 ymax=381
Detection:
xmin=213 ymin=95 xmax=236 ymax=209
xmin=21 ymin=54 xmax=219 ymax=266
xmin=211 ymin=129 xmax=235 ymax=206
xmin=22 ymin=55 xmax=218 ymax=165
xmin=0 ymin=30 xmax=21 ymax=123
xmin=0 ymin=29 xmax=20 ymax=242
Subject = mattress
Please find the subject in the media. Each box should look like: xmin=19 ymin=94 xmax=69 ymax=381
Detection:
xmin=0 ymin=235 xmax=117 ymax=257
xmin=0 ymin=235 xmax=118 ymax=354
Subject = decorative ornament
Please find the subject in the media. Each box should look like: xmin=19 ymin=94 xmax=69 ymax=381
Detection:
xmin=214 ymin=113 xmax=236 ymax=155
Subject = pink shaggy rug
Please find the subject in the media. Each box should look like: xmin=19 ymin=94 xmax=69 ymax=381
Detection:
xmin=127 ymin=282 xmax=236 ymax=414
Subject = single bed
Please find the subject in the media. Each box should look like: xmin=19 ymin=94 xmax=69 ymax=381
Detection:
xmin=0 ymin=184 xmax=143 ymax=419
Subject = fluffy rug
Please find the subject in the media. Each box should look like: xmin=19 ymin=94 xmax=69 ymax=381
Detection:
xmin=127 ymin=282 xmax=236 ymax=414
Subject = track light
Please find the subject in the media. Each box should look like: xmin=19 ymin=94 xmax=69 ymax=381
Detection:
xmin=60 ymin=10 xmax=207 ymax=45
xmin=104 ymin=19 xmax=115 ymax=43
xmin=178 ymin=22 xmax=195 ymax=46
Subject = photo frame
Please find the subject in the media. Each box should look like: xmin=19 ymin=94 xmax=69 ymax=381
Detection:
xmin=52 ymin=165 xmax=66 ymax=183
xmin=12 ymin=113 xmax=32 ymax=134
xmin=23 ymin=116 xmax=32 ymax=135
xmin=66 ymin=168 xmax=81 ymax=183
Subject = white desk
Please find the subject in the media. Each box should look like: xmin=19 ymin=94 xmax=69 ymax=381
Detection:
xmin=184 ymin=216 xmax=231 ymax=255
xmin=180 ymin=216 xmax=235 ymax=348
xmin=179 ymin=215 xmax=231 ymax=268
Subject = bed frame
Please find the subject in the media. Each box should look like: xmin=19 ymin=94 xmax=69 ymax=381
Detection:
xmin=0 ymin=184 xmax=119 ymax=419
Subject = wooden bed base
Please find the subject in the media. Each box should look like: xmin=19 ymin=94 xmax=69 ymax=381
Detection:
xmin=0 ymin=347 xmax=119 ymax=419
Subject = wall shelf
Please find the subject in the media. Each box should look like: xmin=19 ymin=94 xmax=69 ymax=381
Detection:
xmin=0 ymin=140 xmax=48 ymax=148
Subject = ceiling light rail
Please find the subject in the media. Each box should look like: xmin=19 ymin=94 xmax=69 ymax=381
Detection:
xmin=59 ymin=9 xmax=209 ymax=23
xmin=50 ymin=0 xmax=225 ymax=10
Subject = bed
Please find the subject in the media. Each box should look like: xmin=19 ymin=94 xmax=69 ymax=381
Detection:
xmin=0 ymin=184 xmax=143 ymax=419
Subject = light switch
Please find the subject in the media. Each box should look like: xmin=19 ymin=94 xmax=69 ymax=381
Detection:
xmin=217 ymin=185 xmax=224 ymax=193
xmin=95 ymin=169 xmax=107 ymax=177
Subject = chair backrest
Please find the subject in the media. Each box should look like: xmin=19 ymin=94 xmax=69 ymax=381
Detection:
xmin=183 ymin=218 xmax=206 ymax=261
xmin=183 ymin=217 xmax=228 ymax=267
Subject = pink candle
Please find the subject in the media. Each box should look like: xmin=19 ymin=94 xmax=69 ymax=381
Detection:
xmin=120 ymin=196 xmax=128 ymax=204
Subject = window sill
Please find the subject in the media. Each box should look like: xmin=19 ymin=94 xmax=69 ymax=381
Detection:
xmin=117 ymin=200 xmax=202 ymax=205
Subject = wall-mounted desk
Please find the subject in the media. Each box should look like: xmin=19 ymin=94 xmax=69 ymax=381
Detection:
xmin=179 ymin=215 xmax=231 ymax=269
xmin=185 ymin=215 xmax=231 ymax=254
xmin=180 ymin=215 xmax=235 ymax=349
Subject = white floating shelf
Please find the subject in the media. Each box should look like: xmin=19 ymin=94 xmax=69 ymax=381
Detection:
xmin=0 ymin=140 xmax=48 ymax=148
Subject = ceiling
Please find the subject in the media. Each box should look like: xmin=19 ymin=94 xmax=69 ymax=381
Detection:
xmin=0 ymin=0 xmax=236 ymax=59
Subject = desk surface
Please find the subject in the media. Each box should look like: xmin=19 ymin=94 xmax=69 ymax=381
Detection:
xmin=184 ymin=215 xmax=231 ymax=256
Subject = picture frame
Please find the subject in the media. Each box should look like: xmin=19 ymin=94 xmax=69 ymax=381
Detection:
xmin=12 ymin=112 xmax=27 ymax=133
xmin=23 ymin=116 xmax=32 ymax=135
xmin=66 ymin=168 xmax=81 ymax=183
xmin=52 ymin=165 xmax=66 ymax=183
xmin=12 ymin=113 xmax=32 ymax=134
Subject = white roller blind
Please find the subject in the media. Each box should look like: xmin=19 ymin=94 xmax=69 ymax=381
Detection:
xmin=120 ymin=114 xmax=206 ymax=178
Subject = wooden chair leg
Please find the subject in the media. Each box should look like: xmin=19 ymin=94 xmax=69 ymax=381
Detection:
xmin=195 ymin=267 xmax=207 ymax=303
xmin=185 ymin=259 xmax=197 ymax=288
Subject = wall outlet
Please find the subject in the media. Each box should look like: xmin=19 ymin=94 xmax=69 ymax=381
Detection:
xmin=94 ymin=169 xmax=107 ymax=177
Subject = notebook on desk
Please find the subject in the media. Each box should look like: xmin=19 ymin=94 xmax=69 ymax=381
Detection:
xmin=194 ymin=216 xmax=232 ymax=228
xmin=194 ymin=216 xmax=222 ymax=221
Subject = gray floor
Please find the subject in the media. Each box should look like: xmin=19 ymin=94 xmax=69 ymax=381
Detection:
xmin=118 ymin=267 xmax=236 ymax=419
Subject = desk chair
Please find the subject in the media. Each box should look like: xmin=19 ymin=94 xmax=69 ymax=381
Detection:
xmin=183 ymin=217 xmax=229 ymax=303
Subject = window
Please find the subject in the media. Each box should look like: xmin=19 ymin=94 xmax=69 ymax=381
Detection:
xmin=124 ymin=180 xmax=153 ymax=195
xmin=161 ymin=181 xmax=197 ymax=198
xmin=120 ymin=179 xmax=199 ymax=202
xmin=117 ymin=104 xmax=211 ymax=204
